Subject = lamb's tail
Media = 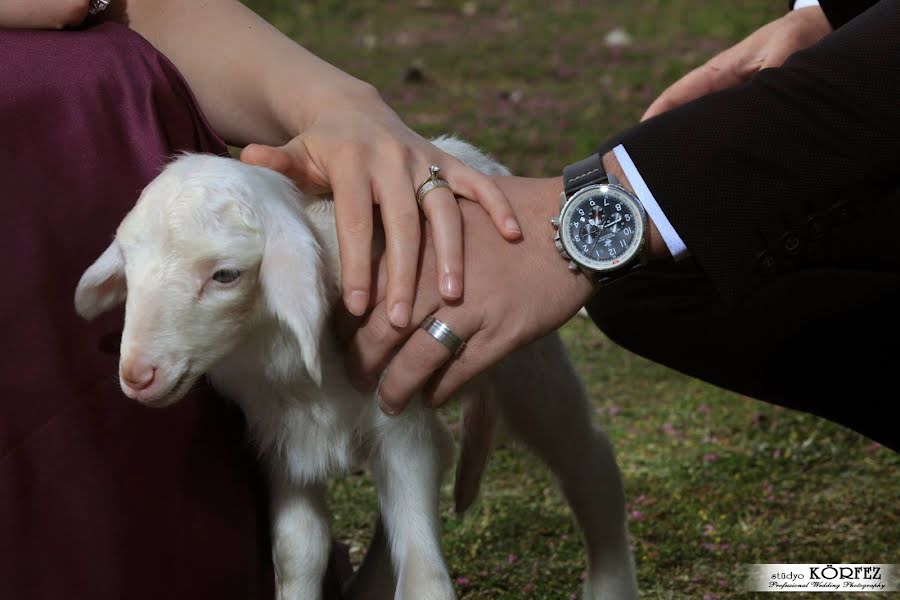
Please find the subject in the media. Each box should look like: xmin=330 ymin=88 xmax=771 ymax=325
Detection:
xmin=453 ymin=386 xmax=499 ymax=514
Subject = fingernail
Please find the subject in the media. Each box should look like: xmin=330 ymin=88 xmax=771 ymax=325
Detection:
xmin=377 ymin=394 xmax=400 ymax=416
xmin=441 ymin=273 xmax=461 ymax=299
xmin=505 ymin=217 xmax=522 ymax=236
xmin=345 ymin=290 xmax=368 ymax=316
xmin=389 ymin=302 xmax=411 ymax=328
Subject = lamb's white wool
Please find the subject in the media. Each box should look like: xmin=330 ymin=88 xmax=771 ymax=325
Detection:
xmin=74 ymin=138 xmax=637 ymax=600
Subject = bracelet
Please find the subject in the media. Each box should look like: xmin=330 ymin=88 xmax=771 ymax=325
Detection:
xmin=88 ymin=0 xmax=112 ymax=16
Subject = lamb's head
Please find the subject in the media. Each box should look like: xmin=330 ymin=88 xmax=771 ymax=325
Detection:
xmin=74 ymin=154 xmax=327 ymax=407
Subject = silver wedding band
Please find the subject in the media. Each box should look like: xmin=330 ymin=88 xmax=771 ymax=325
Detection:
xmin=416 ymin=165 xmax=451 ymax=208
xmin=420 ymin=314 xmax=466 ymax=356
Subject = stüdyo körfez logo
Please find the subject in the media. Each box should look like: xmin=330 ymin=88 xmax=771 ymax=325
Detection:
xmin=746 ymin=564 xmax=899 ymax=592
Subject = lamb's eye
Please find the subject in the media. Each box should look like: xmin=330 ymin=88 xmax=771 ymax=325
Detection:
xmin=212 ymin=269 xmax=241 ymax=284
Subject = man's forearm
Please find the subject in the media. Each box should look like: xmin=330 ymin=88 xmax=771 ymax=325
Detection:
xmin=596 ymin=0 xmax=899 ymax=302
xmin=110 ymin=0 xmax=376 ymax=147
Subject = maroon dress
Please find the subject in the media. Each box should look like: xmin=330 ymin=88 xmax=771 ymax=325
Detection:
xmin=0 ymin=22 xmax=275 ymax=599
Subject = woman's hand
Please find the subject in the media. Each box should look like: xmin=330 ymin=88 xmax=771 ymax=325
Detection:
xmin=338 ymin=175 xmax=595 ymax=414
xmin=642 ymin=6 xmax=832 ymax=121
xmin=241 ymin=90 xmax=522 ymax=327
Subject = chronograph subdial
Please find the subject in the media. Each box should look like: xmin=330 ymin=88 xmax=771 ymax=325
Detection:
xmin=577 ymin=215 xmax=602 ymax=244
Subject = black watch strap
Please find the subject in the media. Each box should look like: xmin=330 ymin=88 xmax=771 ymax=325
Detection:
xmin=596 ymin=259 xmax=647 ymax=285
xmin=562 ymin=153 xmax=608 ymax=196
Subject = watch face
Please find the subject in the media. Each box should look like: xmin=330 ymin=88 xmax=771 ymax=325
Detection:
xmin=559 ymin=184 xmax=645 ymax=272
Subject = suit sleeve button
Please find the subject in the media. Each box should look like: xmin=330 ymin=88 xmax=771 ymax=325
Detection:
xmin=782 ymin=232 xmax=802 ymax=255
xmin=757 ymin=251 xmax=779 ymax=276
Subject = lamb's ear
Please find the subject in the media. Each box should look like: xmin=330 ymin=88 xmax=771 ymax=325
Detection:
xmin=260 ymin=218 xmax=326 ymax=386
xmin=74 ymin=239 xmax=127 ymax=320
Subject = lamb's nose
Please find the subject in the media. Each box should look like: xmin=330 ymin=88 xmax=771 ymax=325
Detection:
xmin=121 ymin=361 xmax=156 ymax=391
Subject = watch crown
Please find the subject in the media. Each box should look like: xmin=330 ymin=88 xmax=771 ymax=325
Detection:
xmin=554 ymin=238 xmax=564 ymax=252
xmin=567 ymin=261 xmax=579 ymax=272
xmin=550 ymin=217 xmax=560 ymax=228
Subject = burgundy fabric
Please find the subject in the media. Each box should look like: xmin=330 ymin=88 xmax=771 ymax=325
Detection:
xmin=0 ymin=23 xmax=275 ymax=599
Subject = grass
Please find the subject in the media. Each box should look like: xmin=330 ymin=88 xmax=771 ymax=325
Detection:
xmin=242 ymin=1 xmax=899 ymax=597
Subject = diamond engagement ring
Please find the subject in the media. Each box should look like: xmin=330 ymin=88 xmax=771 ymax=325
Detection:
xmin=420 ymin=315 xmax=466 ymax=356
xmin=416 ymin=165 xmax=451 ymax=209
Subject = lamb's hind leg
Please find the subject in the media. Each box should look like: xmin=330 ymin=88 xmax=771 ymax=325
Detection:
xmin=491 ymin=334 xmax=638 ymax=600
xmin=267 ymin=465 xmax=332 ymax=600
xmin=370 ymin=404 xmax=456 ymax=600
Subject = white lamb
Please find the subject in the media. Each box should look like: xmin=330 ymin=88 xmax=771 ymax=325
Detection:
xmin=74 ymin=138 xmax=637 ymax=600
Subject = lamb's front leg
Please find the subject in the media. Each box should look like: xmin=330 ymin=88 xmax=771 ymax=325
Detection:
xmin=268 ymin=466 xmax=332 ymax=600
xmin=370 ymin=405 xmax=456 ymax=600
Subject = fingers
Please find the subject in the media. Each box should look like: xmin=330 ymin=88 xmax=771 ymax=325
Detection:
xmin=244 ymin=140 xmax=375 ymax=315
xmin=343 ymin=304 xmax=408 ymax=392
xmin=422 ymin=330 xmax=496 ymax=408
xmin=343 ymin=257 xmax=435 ymax=391
xmin=642 ymin=51 xmax=746 ymax=121
xmin=376 ymin=170 xmax=422 ymax=328
xmin=241 ymin=140 xmax=329 ymax=194
xmin=376 ymin=309 xmax=479 ymax=415
xmin=240 ymin=143 xmax=293 ymax=175
xmin=331 ymin=162 xmax=375 ymax=316
xmin=334 ymin=253 xmax=387 ymax=345
xmin=445 ymin=163 xmax=521 ymax=240
xmin=641 ymin=63 xmax=723 ymax=121
xmin=418 ymin=185 xmax=464 ymax=301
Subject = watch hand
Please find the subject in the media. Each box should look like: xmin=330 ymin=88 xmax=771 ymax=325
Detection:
xmin=587 ymin=230 xmax=603 ymax=257
xmin=603 ymin=215 xmax=623 ymax=229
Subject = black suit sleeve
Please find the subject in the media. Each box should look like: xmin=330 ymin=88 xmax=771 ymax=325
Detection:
xmin=791 ymin=0 xmax=882 ymax=28
xmin=599 ymin=0 xmax=900 ymax=304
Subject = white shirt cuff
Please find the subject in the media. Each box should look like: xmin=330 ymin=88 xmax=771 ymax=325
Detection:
xmin=793 ymin=0 xmax=820 ymax=9
xmin=612 ymin=144 xmax=689 ymax=261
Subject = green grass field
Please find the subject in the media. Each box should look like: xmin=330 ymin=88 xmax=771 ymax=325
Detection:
xmin=242 ymin=2 xmax=899 ymax=598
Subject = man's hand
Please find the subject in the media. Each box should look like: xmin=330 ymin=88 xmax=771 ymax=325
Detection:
xmin=642 ymin=7 xmax=832 ymax=121
xmin=340 ymin=176 xmax=595 ymax=415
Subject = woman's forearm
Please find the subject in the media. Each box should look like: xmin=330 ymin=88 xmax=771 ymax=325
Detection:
xmin=113 ymin=0 xmax=377 ymax=147
xmin=0 ymin=0 xmax=89 ymax=29
xmin=105 ymin=0 xmax=519 ymax=323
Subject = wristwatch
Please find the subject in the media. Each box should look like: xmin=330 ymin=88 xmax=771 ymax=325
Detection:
xmin=551 ymin=153 xmax=649 ymax=284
